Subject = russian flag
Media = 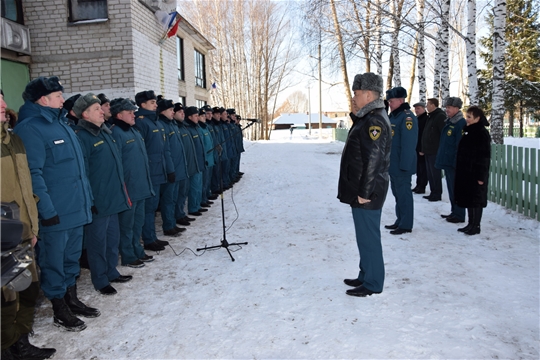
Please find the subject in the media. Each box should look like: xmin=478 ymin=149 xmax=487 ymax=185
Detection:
xmin=156 ymin=11 xmax=181 ymax=42
xmin=167 ymin=14 xmax=181 ymax=38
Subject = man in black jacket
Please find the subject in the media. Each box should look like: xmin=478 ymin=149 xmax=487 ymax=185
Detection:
xmin=421 ymin=98 xmax=446 ymax=202
xmin=412 ymin=102 xmax=428 ymax=194
xmin=337 ymin=72 xmax=391 ymax=298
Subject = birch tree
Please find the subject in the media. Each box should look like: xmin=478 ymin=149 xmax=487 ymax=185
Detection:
xmin=466 ymin=0 xmax=479 ymax=104
xmin=491 ymin=0 xmax=507 ymax=144
xmin=374 ymin=0 xmax=383 ymax=75
xmin=439 ymin=0 xmax=451 ymax=100
xmin=389 ymin=0 xmax=405 ymax=87
xmin=416 ymin=0 xmax=426 ymax=103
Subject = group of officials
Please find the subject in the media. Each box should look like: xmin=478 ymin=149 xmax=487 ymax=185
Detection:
xmin=1 ymin=76 xmax=245 ymax=359
xmin=338 ymin=72 xmax=490 ymax=298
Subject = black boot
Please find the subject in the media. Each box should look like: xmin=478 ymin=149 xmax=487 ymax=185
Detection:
xmin=9 ymin=333 xmax=56 ymax=360
xmin=50 ymin=298 xmax=87 ymax=332
xmin=64 ymin=285 xmax=101 ymax=318
xmin=464 ymin=208 xmax=482 ymax=236
xmin=458 ymin=208 xmax=474 ymax=232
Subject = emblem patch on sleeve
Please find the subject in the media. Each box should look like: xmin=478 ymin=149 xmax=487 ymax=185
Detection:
xmin=369 ymin=126 xmax=381 ymax=140
xmin=447 ymin=129 xmax=453 ymax=136
xmin=405 ymin=118 xmax=413 ymax=130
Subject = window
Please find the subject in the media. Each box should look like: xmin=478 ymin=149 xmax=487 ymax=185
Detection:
xmin=196 ymin=100 xmax=206 ymax=108
xmin=194 ymin=50 xmax=206 ymax=88
xmin=178 ymin=96 xmax=186 ymax=106
xmin=176 ymin=37 xmax=184 ymax=81
xmin=1 ymin=0 xmax=24 ymax=24
xmin=68 ymin=0 xmax=108 ymax=23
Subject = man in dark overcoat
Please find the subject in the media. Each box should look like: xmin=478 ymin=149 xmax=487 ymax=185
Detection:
xmin=337 ymin=72 xmax=391 ymax=297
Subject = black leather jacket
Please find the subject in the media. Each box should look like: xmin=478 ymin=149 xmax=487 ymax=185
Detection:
xmin=337 ymin=106 xmax=392 ymax=209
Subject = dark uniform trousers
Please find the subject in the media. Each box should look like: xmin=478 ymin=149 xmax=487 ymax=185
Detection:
xmin=425 ymin=154 xmax=442 ymax=199
xmin=351 ymin=208 xmax=384 ymax=293
xmin=118 ymin=199 xmax=146 ymax=265
xmin=175 ymin=179 xmax=189 ymax=220
xmin=161 ymin=181 xmax=180 ymax=231
xmin=390 ymin=174 xmax=414 ymax=230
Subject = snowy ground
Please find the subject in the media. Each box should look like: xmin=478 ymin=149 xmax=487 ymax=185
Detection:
xmin=30 ymin=130 xmax=539 ymax=359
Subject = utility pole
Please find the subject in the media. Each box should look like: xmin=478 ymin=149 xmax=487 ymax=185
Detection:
xmin=318 ymin=43 xmax=322 ymax=139
xmin=308 ymin=86 xmax=312 ymax=135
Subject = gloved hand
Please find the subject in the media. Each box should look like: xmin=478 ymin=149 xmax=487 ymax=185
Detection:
xmin=91 ymin=206 xmax=99 ymax=215
xmin=41 ymin=215 xmax=60 ymax=227
xmin=167 ymin=173 xmax=176 ymax=183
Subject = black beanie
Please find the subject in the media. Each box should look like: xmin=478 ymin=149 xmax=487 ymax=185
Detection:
xmin=173 ymin=102 xmax=184 ymax=113
xmin=63 ymin=94 xmax=82 ymax=112
xmin=185 ymin=106 xmax=199 ymax=118
xmin=135 ymin=90 xmax=157 ymax=106
xmin=97 ymin=93 xmax=110 ymax=105
xmin=157 ymin=99 xmax=174 ymax=113
xmin=22 ymin=76 xmax=64 ymax=102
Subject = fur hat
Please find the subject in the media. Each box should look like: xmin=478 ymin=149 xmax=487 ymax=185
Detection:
xmin=63 ymin=94 xmax=82 ymax=112
xmin=413 ymin=102 xmax=426 ymax=108
xmin=22 ymin=76 xmax=64 ymax=102
xmin=185 ymin=106 xmax=199 ymax=118
xmin=97 ymin=93 xmax=110 ymax=105
xmin=135 ymin=90 xmax=157 ymax=106
xmin=385 ymin=86 xmax=407 ymax=100
xmin=351 ymin=72 xmax=384 ymax=94
xmin=198 ymin=108 xmax=206 ymax=116
xmin=157 ymin=98 xmax=174 ymax=113
xmin=202 ymin=104 xmax=212 ymax=112
xmin=110 ymin=98 xmax=137 ymax=116
xmin=73 ymin=93 xmax=101 ymax=118
xmin=173 ymin=103 xmax=184 ymax=113
xmin=226 ymin=108 xmax=236 ymax=115
xmin=444 ymin=97 xmax=463 ymax=109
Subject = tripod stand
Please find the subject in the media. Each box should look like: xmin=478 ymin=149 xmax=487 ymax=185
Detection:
xmin=196 ymin=120 xmax=255 ymax=261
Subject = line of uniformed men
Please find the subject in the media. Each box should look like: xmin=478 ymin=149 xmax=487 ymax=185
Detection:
xmin=9 ymin=76 xmax=245 ymax=334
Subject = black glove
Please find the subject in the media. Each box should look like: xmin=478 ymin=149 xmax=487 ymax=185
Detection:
xmin=91 ymin=206 xmax=98 ymax=215
xmin=167 ymin=173 xmax=176 ymax=183
xmin=41 ymin=215 xmax=60 ymax=227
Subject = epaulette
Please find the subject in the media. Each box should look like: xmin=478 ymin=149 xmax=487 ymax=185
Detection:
xmin=138 ymin=116 xmax=144 ymax=119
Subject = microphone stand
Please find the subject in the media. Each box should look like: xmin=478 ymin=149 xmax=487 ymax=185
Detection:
xmin=196 ymin=120 xmax=257 ymax=261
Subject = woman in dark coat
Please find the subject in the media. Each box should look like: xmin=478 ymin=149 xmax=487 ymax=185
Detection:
xmin=454 ymin=106 xmax=491 ymax=235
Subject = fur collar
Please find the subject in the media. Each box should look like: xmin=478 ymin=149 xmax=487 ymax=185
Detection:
xmin=78 ymin=119 xmax=111 ymax=136
xmin=390 ymin=102 xmax=411 ymax=117
xmin=447 ymin=111 xmax=464 ymax=124
xmin=356 ymin=99 xmax=386 ymax=119
xmin=110 ymin=117 xmax=131 ymax=131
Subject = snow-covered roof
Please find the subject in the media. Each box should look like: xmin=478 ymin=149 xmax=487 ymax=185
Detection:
xmin=273 ymin=113 xmax=337 ymax=125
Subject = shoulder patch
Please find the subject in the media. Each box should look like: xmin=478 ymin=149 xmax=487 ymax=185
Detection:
xmin=369 ymin=126 xmax=381 ymax=141
xmin=405 ymin=119 xmax=413 ymax=130
xmin=138 ymin=116 xmax=144 ymax=119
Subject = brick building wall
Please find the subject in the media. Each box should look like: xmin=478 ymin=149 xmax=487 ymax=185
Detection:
xmin=23 ymin=0 xmax=135 ymax=99
xmin=20 ymin=0 xmax=212 ymax=104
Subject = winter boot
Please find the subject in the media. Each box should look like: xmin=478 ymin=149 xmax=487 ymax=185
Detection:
xmin=64 ymin=285 xmax=101 ymax=318
xmin=458 ymin=208 xmax=474 ymax=232
xmin=464 ymin=208 xmax=482 ymax=236
xmin=50 ymin=298 xmax=87 ymax=332
xmin=9 ymin=333 xmax=56 ymax=360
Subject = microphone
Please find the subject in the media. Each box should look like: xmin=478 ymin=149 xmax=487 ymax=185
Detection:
xmin=244 ymin=118 xmax=261 ymax=123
